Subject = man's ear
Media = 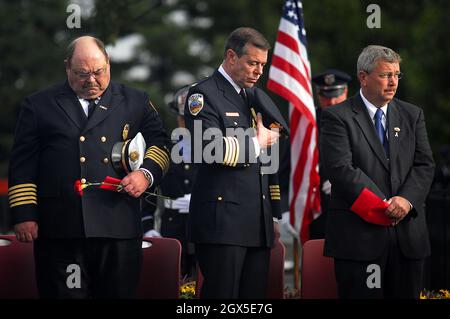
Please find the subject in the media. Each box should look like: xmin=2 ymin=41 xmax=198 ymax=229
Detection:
xmin=226 ymin=49 xmax=237 ymax=63
xmin=358 ymin=71 xmax=367 ymax=87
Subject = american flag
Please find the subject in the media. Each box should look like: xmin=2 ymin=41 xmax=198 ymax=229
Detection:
xmin=267 ymin=0 xmax=321 ymax=244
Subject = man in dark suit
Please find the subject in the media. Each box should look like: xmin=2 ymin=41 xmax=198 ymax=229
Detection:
xmin=184 ymin=27 xmax=288 ymax=298
xmin=320 ymin=45 xmax=435 ymax=298
xmin=309 ymin=69 xmax=351 ymax=239
xmin=8 ymin=36 xmax=170 ymax=298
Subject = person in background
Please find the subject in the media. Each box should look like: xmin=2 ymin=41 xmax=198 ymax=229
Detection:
xmin=159 ymin=84 xmax=197 ymax=279
xmin=309 ymin=69 xmax=351 ymax=239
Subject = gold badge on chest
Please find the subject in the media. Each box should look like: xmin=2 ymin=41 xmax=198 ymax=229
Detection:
xmin=122 ymin=124 xmax=130 ymax=141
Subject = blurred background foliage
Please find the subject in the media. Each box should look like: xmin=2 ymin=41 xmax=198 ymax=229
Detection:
xmin=1 ymin=0 xmax=449 ymax=177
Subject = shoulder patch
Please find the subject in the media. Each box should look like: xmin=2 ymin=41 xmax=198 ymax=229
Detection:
xmin=188 ymin=93 xmax=204 ymax=116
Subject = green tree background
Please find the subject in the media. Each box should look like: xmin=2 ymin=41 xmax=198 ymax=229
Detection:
xmin=1 ymin=0 xmax=449 ymax=177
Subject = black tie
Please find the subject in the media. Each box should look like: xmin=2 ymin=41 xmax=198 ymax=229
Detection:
xmin=87 ymin=99 xmax=96 ymax=119
xmin=239 ymin=89 xmax=248 ymax=106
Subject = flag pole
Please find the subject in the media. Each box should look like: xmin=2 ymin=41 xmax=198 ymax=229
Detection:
xmin=293 ymin=237 xmax=300 ymax=292
xmin=267 ymin=0 xmax=317 ymax=297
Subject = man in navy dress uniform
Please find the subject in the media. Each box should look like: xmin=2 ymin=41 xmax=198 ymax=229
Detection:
xmin=8 ymin=36 xmax=170 ymax=298
xmin=184 ymin=27 xmax=288 ymax=299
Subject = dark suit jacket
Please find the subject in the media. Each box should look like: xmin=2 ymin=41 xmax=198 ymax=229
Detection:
xmin=184 ymin=70 xmax=288 ymax=247
xmin=320 ymin=93 xmax=435 ymax=260
xmin=8 ymin=81 xmax=170 ymax=239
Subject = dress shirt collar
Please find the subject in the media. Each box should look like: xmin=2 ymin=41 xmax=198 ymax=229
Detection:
xmin=359 ymin=89 xmax=388 ymax=124
xmin=218 ymin=64 xmax=242 ymax=94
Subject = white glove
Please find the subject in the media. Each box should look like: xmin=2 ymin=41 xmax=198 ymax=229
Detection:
xmin=322 ymin=180 xmax=332 ymax=195
xmin=280 ymin=211 xmax=300 ymax=240
xmin=143 ymin=229 xmax=161 ymax=238
xmin=171 ymin=193 xmax=191 ymax=213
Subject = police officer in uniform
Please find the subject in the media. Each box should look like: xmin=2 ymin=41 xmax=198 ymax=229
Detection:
xmin=8 ymin=36 xmax=170 ymax=298
xmin=159 ymin=85 xmax=197 ymax=278
xmin=309 ymin=69 xmax=351 ymax=239
xmin=184 ymin=27 xmax=288 ymax=299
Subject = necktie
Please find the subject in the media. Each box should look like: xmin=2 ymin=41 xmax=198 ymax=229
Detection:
xmin=374 ymin=108 xmax=389 ymax=156
xmin=239 ymin=89 xmax=248 ymax=106
xmin=87 ymin=99 xmax=96 ymax=119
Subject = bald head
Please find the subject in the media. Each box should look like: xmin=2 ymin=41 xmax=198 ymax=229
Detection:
xmin=65 ymin=36 xmax=111 ymax=99
xmin=66 ymin=36 xmax=109 ymax=65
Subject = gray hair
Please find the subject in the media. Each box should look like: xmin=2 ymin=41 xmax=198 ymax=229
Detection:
xmin=224 ymin=27 xmax=271 ymax=58
xmin=357 ymin=45 xmax=402 ymax=73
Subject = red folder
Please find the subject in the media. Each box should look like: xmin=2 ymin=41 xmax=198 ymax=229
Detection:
xmin=350 ymin=188 xmax=392 ymax=226
xmin=100 ymin=176 xmax=122 ymax=191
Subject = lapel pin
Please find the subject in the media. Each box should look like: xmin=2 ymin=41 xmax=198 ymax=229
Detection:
xmin=99 ymin=105 xmax=107 ymax=110
xmin=394 ymin=127 xmax=400 ymax=137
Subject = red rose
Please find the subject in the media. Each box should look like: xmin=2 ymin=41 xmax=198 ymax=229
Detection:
xmin=74 ymin=180 xmax=84 ymax=196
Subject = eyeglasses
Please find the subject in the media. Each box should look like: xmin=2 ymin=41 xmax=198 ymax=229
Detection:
xmin=377 ymin=72 xmax=403 ymax=80
xmin=73 ymin=67 xmax=107 ymax=80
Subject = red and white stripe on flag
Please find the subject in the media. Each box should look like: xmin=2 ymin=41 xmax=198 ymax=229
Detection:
xmin=267 ymin=0 xmax=321 ymax=244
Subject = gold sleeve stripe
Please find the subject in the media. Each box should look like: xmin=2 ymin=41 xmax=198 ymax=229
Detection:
xmin=232 ymin=137 xmax=239 ymax=167
xmin=145 ymin=147 xmax=169 ymax=162
xmin=145 ymin=146 xmax=170 ymax=172
xmin=147 ymin=150 xmax=168 ymax=168
xmin=228 ymin=137 xmax=236 ymax=167
xmin=10 ymin=196 xmax=37 ymax=205
xmin=223 ymin=137 xmax=240 ymax=167
xmin=9 ymin=192 xmax=37 ymax=200
xmin=269 ymin=185 xmax=280 ymax=189
xmin=10 ymin=200 xmax=38 ymax=208
xmin=8 ymin=183 xmax=37 ymax=192
xmin=150 ymin=146 xmax=170 ymax=161
xmin=223 ymin=137 xmax=230 ymax=165
xmin=145 ymin=153 xmax=168 ymax=172
xmin=146 ymin=152 xmax=164 ymax=167
xmin=270 ymin=190 xmax=281 ymax=195
xmin=271 ymin=196 xmax=281 ymax=200
xmin=8 ymin=187 xmax=37 ymax=196
xmin=150 ymin=146 xmax=170 ymax=163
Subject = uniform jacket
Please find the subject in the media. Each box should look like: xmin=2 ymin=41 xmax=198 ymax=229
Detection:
xmin=320 ymin=93 xmax=435 ymax=260
xmin=184 ymin=70 xmax=288 ymax=247
xmin=160 ymin=141 xmax=197 ymax=237
xmin=8 ymin=81 xmax=170 ymax=239
xmin=160 ymin=141 xmax=197 ymax=201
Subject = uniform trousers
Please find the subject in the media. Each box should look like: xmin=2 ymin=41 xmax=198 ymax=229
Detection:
xmin=196 ymin=243 xmax=270 ymax=299
xmin=34 ymin=237 xmax=142 ymax=298
xmin=334 ymin=227 xmax=425 ymax=299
